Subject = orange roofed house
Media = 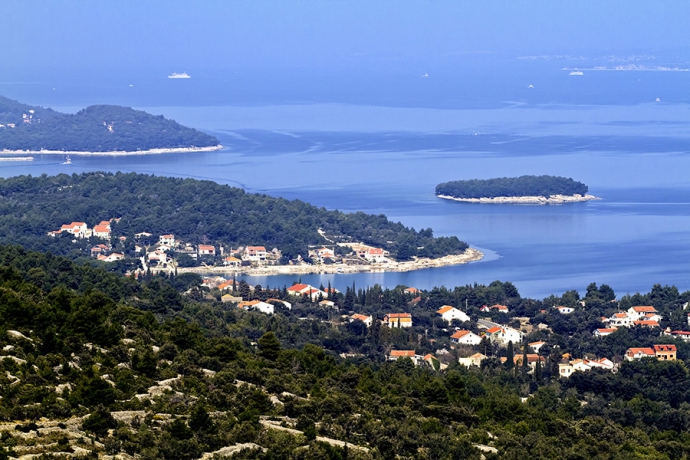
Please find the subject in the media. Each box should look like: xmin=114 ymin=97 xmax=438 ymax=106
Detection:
xmin=387 ymin=350 xmax=422 ymax=365
xmin=625 ymin=344 xmax=676 ymax=361
xmin=383 ymin=313 xmax=413 ymax=328
xmin=436 ymin=305 xmax=470 ymax=324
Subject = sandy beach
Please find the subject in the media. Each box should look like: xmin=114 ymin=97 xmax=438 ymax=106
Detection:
xmin=437 ymin=194 xmax=600 ymax=204
xmin=0 ymin=145 xmax=223 ymax=156
xmin=169 ymin=248 xmax=484 ymax=277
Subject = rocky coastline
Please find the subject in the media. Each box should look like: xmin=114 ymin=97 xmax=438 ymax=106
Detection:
xmin=437 ymin=193 xmax=600 ymax=204
xmin=168 ymin=248 xmax=484 ymax=277
xmin=0 ymin=145 xmax=222 ymax=156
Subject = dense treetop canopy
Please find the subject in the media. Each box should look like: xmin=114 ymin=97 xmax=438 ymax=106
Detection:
xmin=0 ymin=172 xmax=468 ymax=261
xmin=0 ymin=95 xmax=219 ymax=151
xmin=1 ymin=243 xmax=690 ymax=458
xmin=436 ymin=175 xmax=589 ymax=199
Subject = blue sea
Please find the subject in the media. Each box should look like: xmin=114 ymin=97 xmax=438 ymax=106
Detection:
xmin=1 ymin=61 xmax=689 ymax=299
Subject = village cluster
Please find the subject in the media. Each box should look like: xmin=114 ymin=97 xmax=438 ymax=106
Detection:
xmin=0 ymin=109 xmax=36 ymax=129
xmin=385 ymin=301 xmax=679 ymax=377
xmin=47 ymin=220 xmax=393 ymax=269
xmin=198 ymin=277 xmax=682 ymax=379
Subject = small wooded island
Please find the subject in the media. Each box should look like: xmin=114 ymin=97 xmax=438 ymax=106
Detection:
xmin=0 ymin=95 xmax=220 ymax=154
xmin=436 ymin=175 xmax=600 ymax=204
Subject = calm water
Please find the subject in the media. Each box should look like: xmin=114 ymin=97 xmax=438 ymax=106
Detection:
xmin=1 ymin=65 xmax=689 ymax=298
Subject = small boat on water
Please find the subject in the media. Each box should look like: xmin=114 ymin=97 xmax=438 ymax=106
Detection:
xmin=62 ymin=155 xmax=72 ymax=165
xmin=168 ymin=72 xmax=191 ymax=79
xmin=569 ymin=71 xmax=584 ymax=76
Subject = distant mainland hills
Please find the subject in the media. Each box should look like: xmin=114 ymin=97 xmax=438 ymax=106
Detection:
xmin=0 ymin=95 xmax=219 ymax=153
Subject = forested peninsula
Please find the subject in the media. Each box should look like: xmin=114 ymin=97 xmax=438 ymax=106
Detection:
xmin=0 ymin=95 xmax=220 ymax=153
xmin=1 ymin=244 xmax=690 ymax=458
xmin=0 ymin=173 xmax=469 ymax=264
xmin=436 ymin=175 xmax=599 ymax=204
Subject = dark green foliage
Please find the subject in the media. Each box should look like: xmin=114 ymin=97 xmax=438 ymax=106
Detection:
xmin=82 ymin=407 xmax=117 ymax=436
xmin=436 ymin=175 xmax=589 ymax=199
xmin=0 ymin=96 xmax=218 ymax=151
xmin=1 ymin=243 xmax=690 ymax=457
xmin=0 ymin=172 xmax=468 ymax=260
xmin=257 ymin=332 xmax=281 ymax=361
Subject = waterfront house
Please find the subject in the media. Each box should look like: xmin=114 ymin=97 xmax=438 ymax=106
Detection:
xmin=244 ymin=246 xmax=268 ymax=262
xmin=363 ymin=247 xmax=387 ymax=263
xmin=198 ymin=244 xmax=215 ymax=256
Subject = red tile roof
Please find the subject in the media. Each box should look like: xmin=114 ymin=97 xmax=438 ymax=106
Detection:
xmin=390 ymin=350 xmax=415 ymax=357
xmin=451 ymin=330 xmax=471 ymax=339
xmin=632 ymin=306 xmax=657 ymax=312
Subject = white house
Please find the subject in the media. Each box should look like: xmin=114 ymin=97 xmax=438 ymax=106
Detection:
xmin=627 ymin=306 xmax=657 ymax=321
xmin=238 ymin=300 xmax=274 ymax=315
xmin=593 ymin=328 xmax=617 ymax=337
xmin=480 ymin=304 xmax=510 ymax=313
xmin=556 ymin=306 xmax=574 ymax=314
xmin=608 ymin=313 xmax=634 ymax=328
xmin=266 ymin=299 xmax=292 ymax=310
xmin=458 ymin=353 xmax=487 ymax=368
xmin=93 ymin=222 xmax=111 ymax=239
xmin=528 ymin=341 xmax=546 ymax=353
xmin=60 ymin=222 xmax=90 ymax=238
xmin=363 ymin=248 xmax=387 ymax=263
xmin=388 ymin=350 xmax=422 ymax=365
xmin=159 ymin=234 xmax=175 ymax=246
xmin=244 ymin=246 xmax=268 ymax=262
xmin=350 ymin=314 xmax=373 ymax=327
xmin=436 ymin=305 xmax=471 ymax=324
xmin=97 ymin=253 xmax=124 ymax=262
xmin=484 ymin=326 xmax=523 ymax=345
xmin=450 ymin=329 xmax=482 ymax=345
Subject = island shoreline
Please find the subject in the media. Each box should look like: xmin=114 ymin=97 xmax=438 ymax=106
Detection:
xmin=163 ymin=248 xmax=484 ymax=277
xmin=437 ymin=194 xmax=600 ymax=204
xmin=1 ymin=145 xmax=223 ymax=156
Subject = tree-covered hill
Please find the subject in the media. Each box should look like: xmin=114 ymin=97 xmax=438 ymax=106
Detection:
xmin=0 ymin=173 xmax=468 ymax=261
xmin=2 ymin=244 xmax=690 ymax=458
xmin=436 ymin=175 xmax=589 ymax=199
xmin=0 ymin=95 xmax=219 ymax=151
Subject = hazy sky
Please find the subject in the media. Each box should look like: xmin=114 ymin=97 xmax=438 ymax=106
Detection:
xmin=3 ymin=1 xmax=690 ymax=78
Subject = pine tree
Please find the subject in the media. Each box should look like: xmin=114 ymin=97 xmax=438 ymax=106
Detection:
xmin=506 ymin=341 xmax=514 ymax=370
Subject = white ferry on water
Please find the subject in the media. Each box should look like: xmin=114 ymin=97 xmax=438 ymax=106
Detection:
xmin=168 ymin=72 xmax=191 ymax=79
xmin=569 ymin=70 xmax=584 ymax=76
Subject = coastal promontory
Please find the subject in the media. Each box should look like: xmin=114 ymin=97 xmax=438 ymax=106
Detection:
xmin=0 ymin=95 xmax=220 ymax=153
xmin=436 ymin=175 xmax=599 ymax=204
